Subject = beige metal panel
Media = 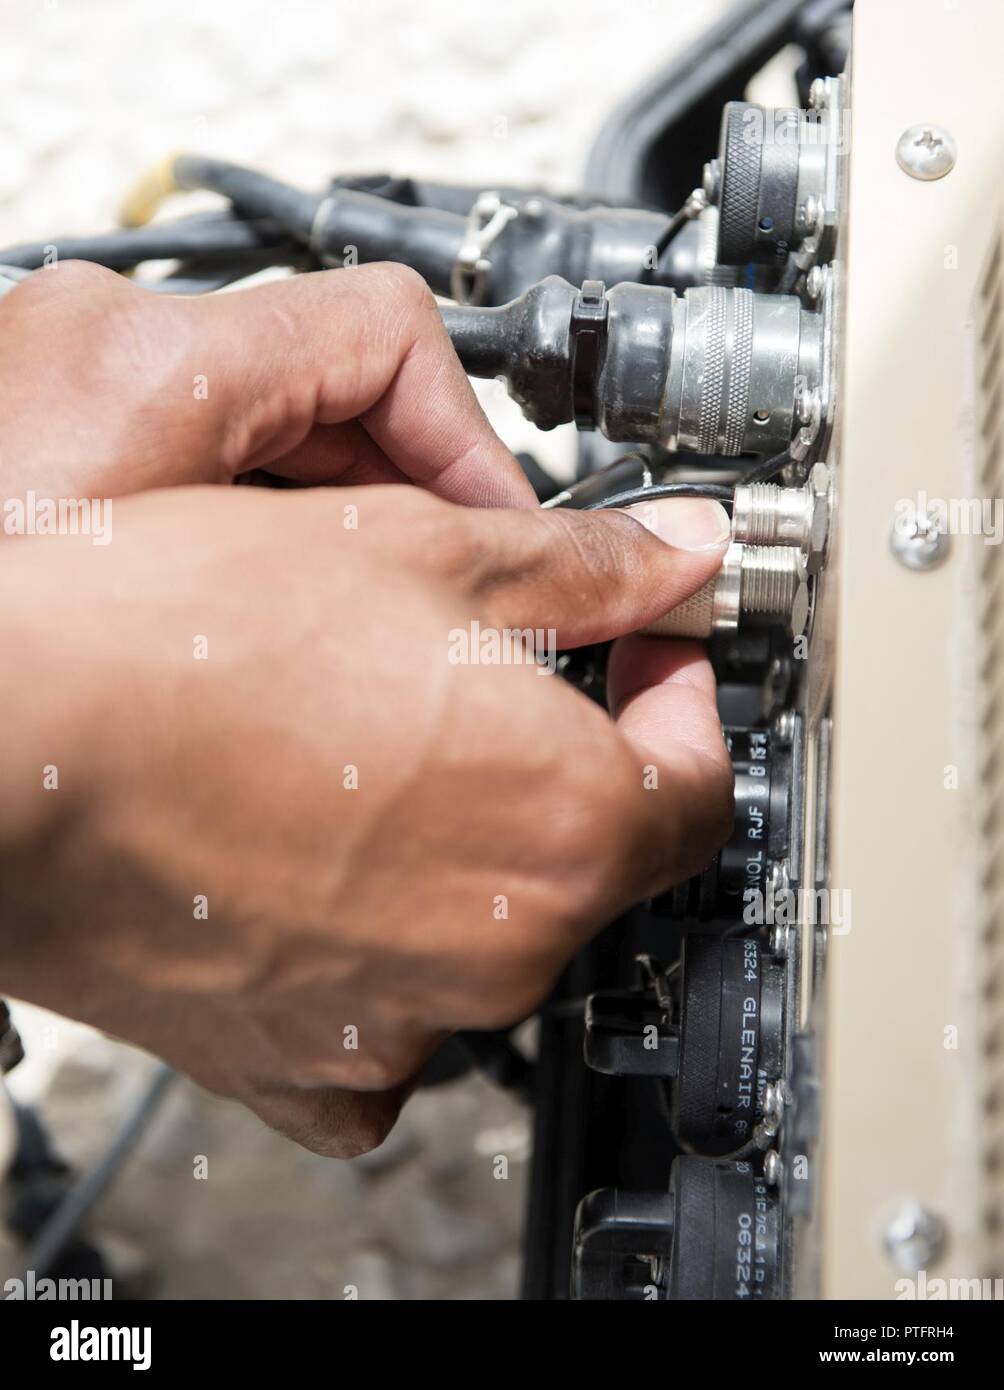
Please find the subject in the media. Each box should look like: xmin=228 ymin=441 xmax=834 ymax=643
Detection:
xmin=822 ymin=0 xmax=1004 ymax=1296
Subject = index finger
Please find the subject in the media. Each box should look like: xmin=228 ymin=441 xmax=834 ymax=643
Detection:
xmin=191 ymin=262 xmax=536 ymax=507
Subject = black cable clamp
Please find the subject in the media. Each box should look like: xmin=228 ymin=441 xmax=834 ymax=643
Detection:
xmin=570 ymin=279 xmax=608 ymax=431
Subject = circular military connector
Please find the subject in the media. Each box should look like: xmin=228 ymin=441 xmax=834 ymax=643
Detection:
xmin=661 ymin=285 xmax=823 ymax=458
xmin=668 ymin=1156 xmax=780 ymax=1300
xmin=571 ymin=1156 xmax=781 ymax=1300
xmin=715 ymin=102 xmax=820 ymax=267
xmin=673 ymin=934 xmax=785 ymax=1154
xmin=445 ymin=277 xmax=825 ymax=457
xmin=654 ymin=727 xmax=790 ymax=921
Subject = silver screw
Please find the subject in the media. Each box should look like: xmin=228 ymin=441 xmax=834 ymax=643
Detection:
xmin=808 ymin=77 xmax=828 ymax=111
xmin=763 ymin=1080 xmax=785 ymax=1123
xmin=772 ymin=709 xmax=796 ymax=747
xmin=890 ymin=501 xmax=950 ymax=571
xmin=770 ymin=923 xmax=788 ymax=960
xmin=801 ymin=193 xmax=823 ymax=233
xmin=794 ymin=380 xmax=822 ymax=430
xmin=896 ymin=124 xmax=957 ymax=181
xmin=702 ymin=158 xmax=722 ymax=204
xmin=805 ymin=264 xmax=826 ymax=303
xmin=882 ymin=1202 xmax=947 ymax=1273
xmin=764 ymin=1150 xmax=784 ymax=1187
xmin=767 ymin=859 xmax=791 ymax=923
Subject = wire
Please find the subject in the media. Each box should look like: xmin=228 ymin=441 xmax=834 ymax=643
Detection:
xmin=581 ymin=482 xmax=735 ymax=512
xmin=0 ymin=211 xmax=295 ymax=273
xmin=172 ymin=156 xmax=320 ymax=240
xmin=650 ymin=188 xmax=707 ymax=281
xmin=650 ymin=203 xmax=695 ymax=264
xmin=18 ymin=1064 xmax=175 ymax=1278
xmin=738 ymin=449 xmax=791 ymax=486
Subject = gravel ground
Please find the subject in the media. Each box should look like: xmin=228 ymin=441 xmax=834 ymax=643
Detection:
xmin=0 ymin=0 xmax=729 ymax=1299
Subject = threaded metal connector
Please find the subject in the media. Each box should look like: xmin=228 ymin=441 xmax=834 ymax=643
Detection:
xmin=732 ymin=461 xmax=831 ymax=573
xmin=645 ymin=542 xmax=809 ymax=639
xmin=742 ymin=544 xmax=804 ymax=615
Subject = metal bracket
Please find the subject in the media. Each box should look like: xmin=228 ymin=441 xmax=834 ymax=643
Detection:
xmin=450 ymin=192 xmax=518 ymax=305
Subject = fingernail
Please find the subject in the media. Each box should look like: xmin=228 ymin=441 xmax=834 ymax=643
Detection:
xmin=625 ymin=497 xmax=732 ymax=552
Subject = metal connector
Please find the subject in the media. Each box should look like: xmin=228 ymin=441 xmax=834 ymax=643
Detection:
xmin=732 ymin=462 xmax=831 ymax=574
xmin=645 ymin=543 xmax=809 ymax=639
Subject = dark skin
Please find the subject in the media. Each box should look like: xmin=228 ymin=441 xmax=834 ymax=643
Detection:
xmin=0 ymin=260 xmax=733 ymax=1156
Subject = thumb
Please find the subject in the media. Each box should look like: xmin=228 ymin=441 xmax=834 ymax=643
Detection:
xmin=464 ymin=496 xmax=731 ymax=647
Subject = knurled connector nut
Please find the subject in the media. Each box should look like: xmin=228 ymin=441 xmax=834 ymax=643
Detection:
xmin=644 ymin=543 xmax=809 ymax=639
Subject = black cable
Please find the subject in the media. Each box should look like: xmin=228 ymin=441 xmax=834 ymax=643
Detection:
xmin=19 ymin=1065 xmax=175 ymax=1278
xmin=581 ymin=482 xmax=735 ymax=512
xmin=173 ymin=156 xmax=320 ymax=240
xmin=650 ymin=202 xmax=695 ymax=268
xmin=738 ymin=448 xmax=791 ymax=486
xmin=0 ymin=211 xmax=295 ymax=273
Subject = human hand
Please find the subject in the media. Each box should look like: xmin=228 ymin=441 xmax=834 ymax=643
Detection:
xmin=0 ymin=483 xmax=732 ymax=1156
xmin=0 ymin=259 xmax=533 ymax=507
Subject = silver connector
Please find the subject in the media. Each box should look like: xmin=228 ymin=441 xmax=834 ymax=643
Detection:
xmin=645 ymin=543 xmax=809 ymax=639
xmin=732 ymin=462 xmax=831 ymax=574
xmin=663 ymin=286 xmax=824 ymax=459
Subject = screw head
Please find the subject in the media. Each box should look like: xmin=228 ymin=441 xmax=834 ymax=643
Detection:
xmin=767 ymin=858 xmax=791 ymax=909
xmin=763 ymin=1081 xmax=785 ymax=1126
xmin=799 ymin=193 xmax=823 ymax=233
xmin=896 ymin=124 xmax=957 ymax=181
xmin=883 ymin=1202 xmax=947 ymax=1273
xmin=764 ymin=1150 xmax=784 ymax=1187
xmin=772 ymin=709 xmax=796 ymax=746
xmin=804 ymin=265 xmax=826 ymax=303
xmin=891 ymin=502 xmax=950 ymax=571
xmin=808 ymin=77 xmax=828 ymax=111
xmin=702 ymin=158 xmax=721 ymax=204
xmin=794 ymin=381 xmax=822 ymax=429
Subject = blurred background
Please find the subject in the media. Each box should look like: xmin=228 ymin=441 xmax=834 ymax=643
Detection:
xmin=0 ymin=0 xmax=806 ymax=1299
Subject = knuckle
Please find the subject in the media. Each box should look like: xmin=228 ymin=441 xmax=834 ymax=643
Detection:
xmin=347 ymin=1052 xmax=415 ymax=1091
xmin=48 ymin=258 xmax=120 ymax=291
xmin=544 ymin=509 xmax=638 ymax=593
xmin=370 ymin=487 xmax=480 ymax=579
xmin=466 ymin=509 xmax=551 ymax=599
xmin=8 ymin=259 xmax=118 ymax=308
xmin=365 ymin=260 xmax=437 ymax=314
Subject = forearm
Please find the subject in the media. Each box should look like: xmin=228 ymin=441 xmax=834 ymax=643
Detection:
xmin=0 ymin=539 xmax=104 ymax=997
